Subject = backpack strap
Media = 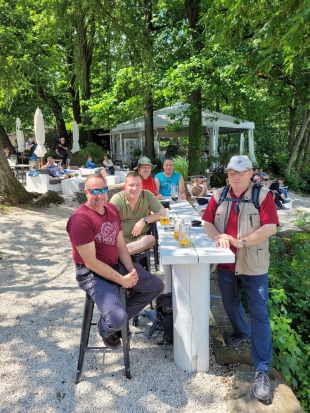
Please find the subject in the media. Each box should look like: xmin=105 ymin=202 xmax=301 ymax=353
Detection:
xmin=215 ymin=184 xmax=231 ymax=212
xmin=251 ymin=183 xmax=262 ymax=211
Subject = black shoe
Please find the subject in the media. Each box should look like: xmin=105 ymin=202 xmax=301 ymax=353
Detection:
xmin=116 ymin=330 xmax=132 ymax=340
xmin=226 ymin=333 xmax=251 ymax=347
xmin=253 ymin=371 xmax=271 ymax=401
xmin=103 ymin=333 xmax=122 ymax=350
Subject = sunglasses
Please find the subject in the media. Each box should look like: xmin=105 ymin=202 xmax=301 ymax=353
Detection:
xmin=86 ymin=187 xmax=108 ymax=195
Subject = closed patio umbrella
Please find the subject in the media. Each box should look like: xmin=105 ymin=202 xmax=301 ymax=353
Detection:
xmin=34 ymin=107 xmax=46 ymax=167
xmin=71 ymin=120 xmax=80 ymax=153
xmin=16 ymin=118 xmax=25 ymax=163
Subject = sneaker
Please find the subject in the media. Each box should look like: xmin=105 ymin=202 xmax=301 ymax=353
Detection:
xmin=283 ymin=198 xmax=291 ymax=203
xmin=226 ymin=333 xmax=251 ymax=347
xmin=281 ymin=204 xmax=288 ymax=210
xmin=103 ymin=333 xmax=122 ymax=350
xmin=253 ymin=371 xmax=271 ymax=401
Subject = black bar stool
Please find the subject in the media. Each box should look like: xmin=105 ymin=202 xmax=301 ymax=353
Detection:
xmin=75 ymin=286 xmax=131 ymax=383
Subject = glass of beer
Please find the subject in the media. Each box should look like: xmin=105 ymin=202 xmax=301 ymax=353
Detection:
xmin=169 ymin=218 xmax=184 ymax=240
xmin=171 ymin=184 xmax=179 ymax=202
xmin=160 ymin=208 xmax=170 ymax=225
xmin=179 ymin=224 xmax=196 ymax=248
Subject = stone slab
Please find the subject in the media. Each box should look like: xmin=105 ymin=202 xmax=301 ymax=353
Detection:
xmin=227 ymin=364 xmax=304 ymax=413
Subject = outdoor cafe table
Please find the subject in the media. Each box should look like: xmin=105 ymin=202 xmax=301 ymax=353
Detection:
xmin=157 ymin=199 xmax=234 ymax=374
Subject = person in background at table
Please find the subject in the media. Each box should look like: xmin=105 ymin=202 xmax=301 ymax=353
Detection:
xmin=257 ymin=168 xmax=269 ymax=181
xmin=55 ymin=137 xmax=68 ymax=167
xmin=252 ymin=175 xmax=261 ymax=184
xmin=192 ymin=177 xmax=213 ymax=206
xmin=44 ymin=157 xmax=71 ymax=179
xmin=122 ymin=157 xmax=159 ymax=197
xmin=269 ymin=177 xmax=290 ymax=202
xmin=155 ymin=158 xmax=186 ymax=200
xmin=66 ymin=174 xmax=164 ymax=350
xmin=203 ymin=155 xmax=279 ymax=402
xmin=110 ymin=172 xmax=163 ymax=255
xmin=103 ymin=154 xmax=119 ymax=174
xmin=86 ymin=155 xmax=107 ymax=178
xmin=4 ymin=147 xmax=10 ymax=158
xmin=28 ymin=138 xmax=40 ymax=166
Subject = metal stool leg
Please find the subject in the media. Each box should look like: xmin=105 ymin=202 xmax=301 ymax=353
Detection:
xmin=120 ymin=287 xmax=131 ymax=379
xmin=75 ymin=293 xmax=94 ymax=384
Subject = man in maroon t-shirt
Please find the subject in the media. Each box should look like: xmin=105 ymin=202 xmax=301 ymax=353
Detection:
xmin=203 ymin=155 xmax=279 ymax=401
xmin=67 ymin=175 xmax=164 ymax=350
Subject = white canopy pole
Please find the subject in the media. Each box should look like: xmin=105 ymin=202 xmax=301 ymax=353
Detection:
xmin=240 ymin=132 xmax=245 ymax=155
xmin=248 ymin=129 xmax=256 ymax=163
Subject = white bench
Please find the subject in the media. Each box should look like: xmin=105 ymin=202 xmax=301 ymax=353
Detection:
xmin=26 ymin=171 xmax=62 ymax=194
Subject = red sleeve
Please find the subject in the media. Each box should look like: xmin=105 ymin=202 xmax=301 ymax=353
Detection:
xmin=202 ymin=195 xmax=217 ymax=223
xmin=260 ymin=192 xmax=280 ymax=226
xmin=67 ymin=212 xmax=96 ymax=247
xmin=122 ymin=184 xmax=125 ymax=190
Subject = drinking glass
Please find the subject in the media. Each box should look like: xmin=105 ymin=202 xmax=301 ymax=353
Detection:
xmin=160 ymin=208 xmax=170 ymax=225
xmin=169 ymin=219 xmax=184 ymax=240
xmin=179 ymin=224 xmax=196 ymax=248
xmin=171 ymin=184 xmax=179 ymax=203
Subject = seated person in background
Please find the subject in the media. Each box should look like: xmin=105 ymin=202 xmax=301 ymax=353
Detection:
xmin=270 ymin=177 xmax=290 ymax=203
xmin=85 ymin=156 xmax=107 ymax=178
xmin=66 ymin=174 xmax=164 ymax=349
xmin=192 ymin=177 xmax=213 ymax=205
xmin=4 ymin=147 xmax=10 ymax=158
xmin=122 ymin=157 xmax=159 ymax=197
xmin=257 ymin=168 xmax=269 ymax=181
xmin=103 ymin=155 xmax=119 ymax=173
xmin=44 ymin=157 xmax=71 ymax=179
xmin=253 ymin=175 xmax=261 ymax=184
xmin=155 ymin=158 xmax=186 ymax=200
xmin=28 ymin=139 xmax=40 ymax=161
xmin=110 ymin=172 xmax=163 ymax=255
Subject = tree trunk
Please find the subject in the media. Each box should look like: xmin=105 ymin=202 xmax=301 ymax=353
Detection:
xmin=67 ymin=52 xmax=82 ymax=124
xmin=38 ymin=87 xmax=67 ymax=138
xmin=184 ymin=0 xmax=203 ymax=175
xmin=302 ymin=128 xmax=310 ymax=172
xmin=295 ymin=128 xmax=309 ymax=175
xmin=0 ymin=125 xmax=32 ymax=204
xmin=144 ymin=90 xmax=155 ymax=158
xmin=143 ymin=0 xmax=154 ymax=159
xmin=287 ymin=106 xmax=296 ymax=153
xmin=0 ymin=125 xmax=15 ymax=154
xmin=286 ymin=108 xmax=310 ymax=175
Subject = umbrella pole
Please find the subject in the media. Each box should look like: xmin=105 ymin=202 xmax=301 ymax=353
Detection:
xmin=21 ymin=152 xmax=24 ymax=164
xmin=41 ymin=157 xmax=43 ymax=168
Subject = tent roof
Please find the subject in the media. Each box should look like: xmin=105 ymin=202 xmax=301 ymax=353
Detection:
xmin=111 ymin=102 xmax=255 ymax=135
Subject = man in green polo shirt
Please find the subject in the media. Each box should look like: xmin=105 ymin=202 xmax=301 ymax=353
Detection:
xmin=110 ymin=171 xmax=163 ymax=255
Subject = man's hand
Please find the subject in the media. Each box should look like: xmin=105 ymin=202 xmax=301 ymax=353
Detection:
xmin=215 ymin=234 xmax=243 ymax=249
xmin=158 ymin=194 xmax=164 ymax=199
xmin=121 ymin=270 xmax=139 ymax=288
xmin=180 ymin=192 xmax=186 ymax=200
xmin=132 ymin=219 xmax=146 ymax=237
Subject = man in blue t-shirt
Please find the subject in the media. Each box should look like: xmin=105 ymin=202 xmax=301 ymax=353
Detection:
xmin=155 ymin=158 xmax=186 ymax=199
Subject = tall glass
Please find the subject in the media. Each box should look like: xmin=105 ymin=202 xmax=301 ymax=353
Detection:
xmin=169 ymin=218 xmax=184 ymax=240
xmin=171 ymin=184 xmax=179 ymax=202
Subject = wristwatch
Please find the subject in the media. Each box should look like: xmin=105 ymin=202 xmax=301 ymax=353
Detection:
xmin=241 ymin=238 xmax=247 ymax=248
xmin=142 ymin=217 xmax=148 ymax=223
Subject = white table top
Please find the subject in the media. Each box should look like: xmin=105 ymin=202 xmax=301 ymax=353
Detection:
xmin=157 ymin=199 xmax=235 ymax=265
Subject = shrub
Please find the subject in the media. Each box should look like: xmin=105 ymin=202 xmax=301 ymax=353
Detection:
xmin=172 ymin=156 xmax=188 ymax=180
xmin=150 ymin=156 xmax=162 ymax=174
xmin=79 ymin=142 xmax=105 ymax=164
xmin=133 ymin=147 xmax=142 ymax=157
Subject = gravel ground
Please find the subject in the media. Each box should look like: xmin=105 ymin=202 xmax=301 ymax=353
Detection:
xmin=0 ymin=196 xmax=234 ymax=413
xmin=1 ymin=190 xmax=309 ymax=413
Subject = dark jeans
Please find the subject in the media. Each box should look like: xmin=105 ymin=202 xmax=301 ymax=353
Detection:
xmin=60 ymin=155 xmax=67 ymax=166
xmin=217 ymin=269 xmax=272 ymax=371
xmin=78 ymin=263 xmax=164 ymax=338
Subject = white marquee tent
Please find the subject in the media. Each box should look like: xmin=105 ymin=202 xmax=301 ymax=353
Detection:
xmin=100 ymin=102 xmax=256 ymax=165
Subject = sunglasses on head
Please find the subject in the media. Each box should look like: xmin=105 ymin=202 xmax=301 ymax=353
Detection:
xmin=86 ymin=187 xmax=108 ymax=195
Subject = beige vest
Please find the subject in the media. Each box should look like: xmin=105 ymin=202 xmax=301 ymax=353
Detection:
xmin=214 ymin=182 xmax=270 ymax=276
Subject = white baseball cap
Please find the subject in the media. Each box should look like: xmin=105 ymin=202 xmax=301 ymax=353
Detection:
xmin=226 ymin=155 xmax=252 ymax=171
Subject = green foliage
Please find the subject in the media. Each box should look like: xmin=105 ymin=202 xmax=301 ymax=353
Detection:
xmin=172 ymin=156 xmax=188 ymax=181
xmin=43 ymin=150 xmax=57 ymax=162
xmin=150 ymin=156 xmax=162 ymax=175
xmin=268 ymin=214 xmax=310 ymax=411
xmin=78 ymin=142 xmax=105 ymax=164
xmin=210 ymin=174 xmax=226 ymax=188
xmin=133 ymin=147 xmax=142 ymax=157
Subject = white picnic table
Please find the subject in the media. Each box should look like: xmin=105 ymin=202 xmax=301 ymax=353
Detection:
xmin=157 ymin=199 xmax=234 ymax=374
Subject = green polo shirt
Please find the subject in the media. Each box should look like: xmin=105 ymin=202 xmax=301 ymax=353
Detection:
xmin=110 ymin=190 xmax=162 ymax=238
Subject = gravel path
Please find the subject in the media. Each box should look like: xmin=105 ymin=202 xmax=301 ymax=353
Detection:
xmin=0 ymin=197 xmax=233 ymax=413
xmin=1 ymin=190 xmax=309 ymax=413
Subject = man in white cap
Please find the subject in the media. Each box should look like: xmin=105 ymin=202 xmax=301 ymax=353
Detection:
xmin=202 ymin=155 xmax=279 ymax=401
